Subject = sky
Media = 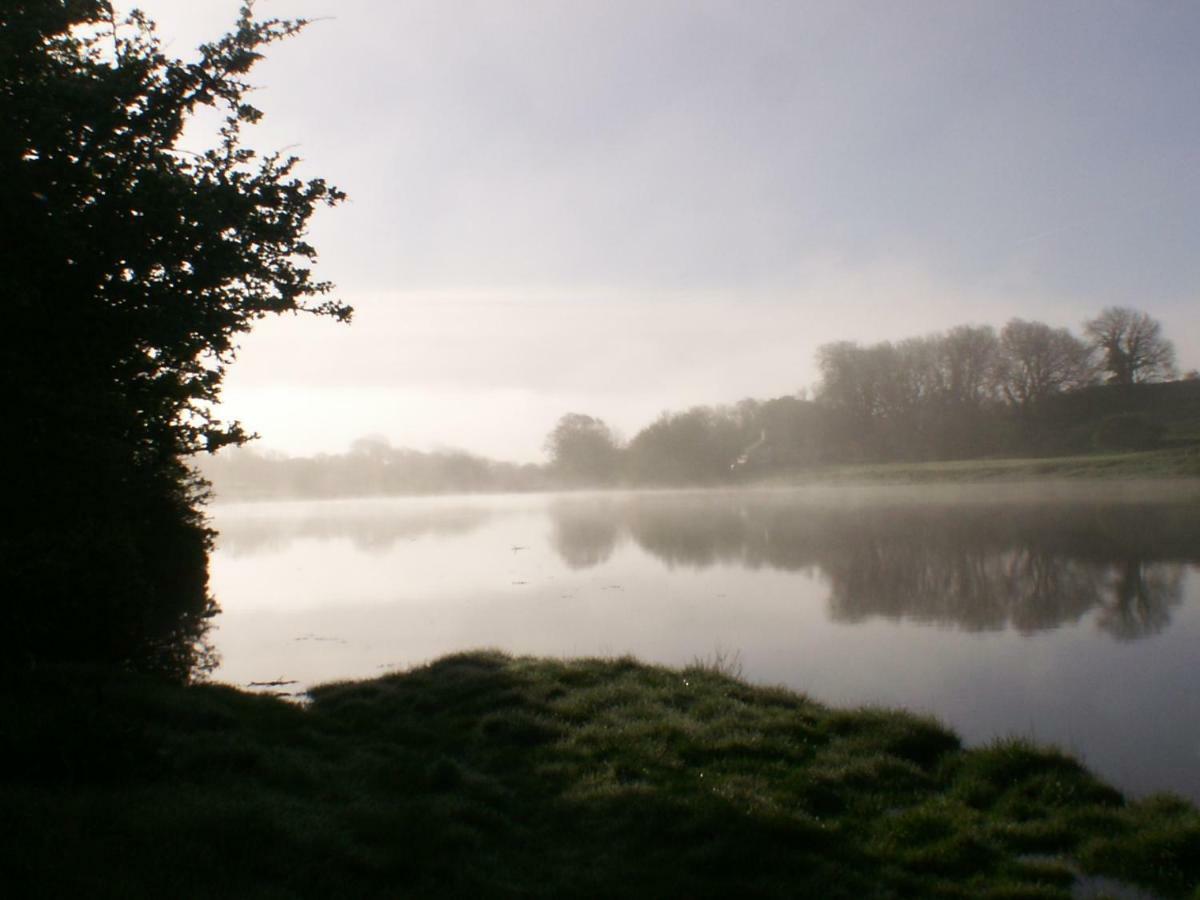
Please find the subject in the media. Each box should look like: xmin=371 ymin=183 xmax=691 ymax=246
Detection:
xmin=125 ymin=0 xmax=1200 ymax=461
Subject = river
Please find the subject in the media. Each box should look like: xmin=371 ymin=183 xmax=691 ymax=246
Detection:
xmin=208 ymin=481 xmax=1200 ymax=801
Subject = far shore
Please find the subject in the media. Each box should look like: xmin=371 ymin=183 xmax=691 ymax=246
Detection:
xmin=204 ymin=446 xmax=1200 ymax=505
xmin=756 ymin=446 xmax=1200 ymax=487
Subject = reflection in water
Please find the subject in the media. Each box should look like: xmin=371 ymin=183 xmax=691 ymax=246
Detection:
xmin=1098 ymin=561 xmax=1185 ymax=641
xmin=549 ymin=494 xmax=1198 ymax=640
xmin=208 ymin=488 xmax=1200 ymax=802
xmin=549 ymin=507 xmax=623 ymax=569
xmin=214 ymin=503 xmax=493 ymax=557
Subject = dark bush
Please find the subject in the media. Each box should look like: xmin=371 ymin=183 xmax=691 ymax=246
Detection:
xmin=1092 ymin=414 xmax=1166 ymax=452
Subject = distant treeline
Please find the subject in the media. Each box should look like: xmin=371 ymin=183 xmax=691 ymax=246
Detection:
xmin=545 ymin=381 xmax=1200 ymax=489
xmin=204 ymin=307 xmax=1200 ymax=499
xmin=200 ymin=439 xmax=551 ymax=500
xmin=547 ymin=308 xmax=1198 ymax=486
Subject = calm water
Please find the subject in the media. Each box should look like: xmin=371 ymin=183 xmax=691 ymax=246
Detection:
xmin=209 ymin=482 xmax=1200 ymax=801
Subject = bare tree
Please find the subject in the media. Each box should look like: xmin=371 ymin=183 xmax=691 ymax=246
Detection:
xmin=1083 ymin=307 xmax=1177 ymax=385
xmin=995 ymin=319 xmax=1094 ymax=411
xmin=816 ymin=341 xmax=913 ymax=423
xmin=935 ymin=325 xmax=1001 ymax=410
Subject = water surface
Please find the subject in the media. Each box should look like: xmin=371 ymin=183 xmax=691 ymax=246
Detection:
xmin=209 ymin=483 xmax=1200 ymax=801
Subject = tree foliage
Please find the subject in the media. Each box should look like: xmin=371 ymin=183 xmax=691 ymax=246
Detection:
xmin=994 ymin=319 xmax=1094 ymax=411
xmin=815 ymin=328 xmax=1005 ymax=459
xmin=936 ymin=325 xmax=1000 ymax=410
xmin=538 ymin=307 xmax=1183 ymax=486
xmin=544 ymin=414 xmax=622 ymax=485
xmin=626 ymin=407 xmax=749 ymax=483
xmin=2 ymin=2 xmax=346 ymax=678
xmin=1084 ymin=307 xmax=1176 ymax=385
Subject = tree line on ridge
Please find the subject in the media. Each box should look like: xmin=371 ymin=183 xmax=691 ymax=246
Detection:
xmin=204 ymin=306 xmax=1195 ymax=499
xmin=545 ymin=307 xmax=1190 ymax=485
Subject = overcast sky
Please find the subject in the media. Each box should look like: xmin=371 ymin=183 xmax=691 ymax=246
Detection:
xmin=126 ymin=0 xmax=1200 ymax=461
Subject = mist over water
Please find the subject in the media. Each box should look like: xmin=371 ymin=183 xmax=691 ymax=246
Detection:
xmin=210 ymin=484 xmax=1200 ymax=801
xmin=14 ymin=4 xmax=1200 ymax=894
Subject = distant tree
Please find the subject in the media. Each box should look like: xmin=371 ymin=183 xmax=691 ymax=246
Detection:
xmin=934 ymin=325 xmax=1000 ymax=410
xmin=350 ymin=436 xmax=396 ymax=459
xmin=1083 ymin=307 xmax=1177 ymax=385
xmin=994 ymin=320 xmax=1094 ymax=411
xmin=900 ymin=326 xmax=1002 ymax=458
xmin=745 ymin=395 xmax=828 ymax=467
xmin=544 ymin=414 xmax=622 ymax=484
xmin=626 ymin=407 xmax=744 ymax=484
xmin=815 ymin=341 xmax=895 ymax=427
xmin=734 ymin=393 xmax=830 ymax=468
xmin=816 ymin=339 xmax=944 ymax=458
xmin=3 ymin=3 xmax=347 ymax=678
xmin=893 ymin=337 xmax=940 ymax=411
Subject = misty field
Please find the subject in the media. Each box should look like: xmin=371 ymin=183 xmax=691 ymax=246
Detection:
xmin=761 ymin=446 xmax=1200 ymax=486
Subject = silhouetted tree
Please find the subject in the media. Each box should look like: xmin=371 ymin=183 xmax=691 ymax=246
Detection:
xmin=626 ymin=406 xmax=746 ymax=483
xmin=815 ymin=341 xmax=903 ymax=458
xmin=734 ymin=395 xmax=831 ymax=469
xmin=935 ymin=325 xmax=1001 ymax=411
xmin=816 ymin=341 xmax=888 ymax=427
xmin=923 ymin=325 xmax=1002 ymax=456
xmin=544 ymin=414 xmax=622 ymax=484
xmin=1083 ymin=307 xmax=1176 ymax=385
xmin=995 ymin=319 xmax=1094 ymax=412
xmin=3 ymin=2 xmax=346 ymax=679
xmin=815 ymin=333 xmax=1000 ymax=459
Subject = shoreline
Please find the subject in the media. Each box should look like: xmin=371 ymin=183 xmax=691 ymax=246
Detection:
xmin=753 ymin=446 xmax=1200 ymax=487
xmin=6 ymin=652 xmax=1198 ymax=897
xmin=203 ymin=447 xmax=1200 ymax=505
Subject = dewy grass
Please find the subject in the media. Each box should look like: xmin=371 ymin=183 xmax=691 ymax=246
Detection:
xmin=3 ymin=652 xmax=1198 ymax=898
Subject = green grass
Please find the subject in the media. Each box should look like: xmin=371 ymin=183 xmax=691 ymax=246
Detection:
xmin=761 ymin=445 xmax=1200 ymax=486
xmin=3 ymin=653 xmax=1198 ymax=898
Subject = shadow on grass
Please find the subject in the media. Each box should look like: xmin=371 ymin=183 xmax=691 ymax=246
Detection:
xmin=3 ymin=652 xmax=1197 ymax=898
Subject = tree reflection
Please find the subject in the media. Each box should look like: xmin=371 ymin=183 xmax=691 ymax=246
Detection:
xmin=1096 ymin=560 xmax=1185 ymax=640
xmin=547 ymin=494 xmax=1198 ymax=640
xmin=549 ymin=503 xmax=622 ymax=569
xmin=214 ymin=506 xmax=493 ymax=557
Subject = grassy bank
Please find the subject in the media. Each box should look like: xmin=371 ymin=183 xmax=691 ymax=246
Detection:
xmin=760 ymin=445 xmax=1200 ymax=486
xmin=4 ymin=653 xmax=1199 ymax=898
